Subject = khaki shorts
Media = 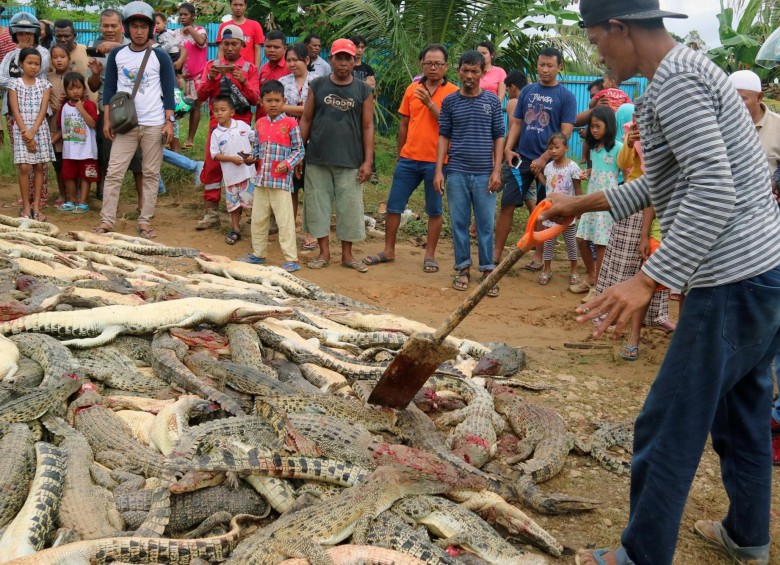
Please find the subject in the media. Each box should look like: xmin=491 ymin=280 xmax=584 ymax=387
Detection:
xmin=304 ymin=163 xmax=365 ymax=242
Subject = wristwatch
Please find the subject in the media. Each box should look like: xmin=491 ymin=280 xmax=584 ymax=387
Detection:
xmin=168 ymin=115 xmax=175 ymax=122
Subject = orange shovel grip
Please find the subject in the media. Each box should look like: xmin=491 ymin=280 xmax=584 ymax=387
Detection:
xmin=516 ymin=200 xmax=573 ymax=251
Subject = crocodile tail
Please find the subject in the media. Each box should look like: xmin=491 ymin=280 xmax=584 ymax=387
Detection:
xmin=131 ymin=479 xmax=172 ymax=537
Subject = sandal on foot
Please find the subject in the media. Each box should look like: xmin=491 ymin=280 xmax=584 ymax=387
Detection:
xmin=524 ymin=260 xmax=543 ymax=272
xmin=423 ymin=257 xmax=439 ymax=273
xmin=620 ymin=345 xmax=639 ymax=361
xmin=60 ymin=201 xmax=76 ymax=212
xmin=238 ymin=253 xmax=265 ymax=264
xmin=33 ymin=211 xmax=46 ymax=223
xmin=307 ymin=258 xmax=329 ymax=269
xmin=693 ymin=520 xmax=769 ymax=565
xmin=537 ymin=272 xmax=553 ymax=286
xmin=574 ymin=548 xmax=621 ymax=565
xmin=452 ymin=270 xmax=470 ymax=291
xmin=282 ymin=261 xmax=301 ymax=273
xmin=302 ymin=240 xmax=318 ymax=251
xmin=343 ymin=260 xmax=369 ymax=273
xmin=137 ymin=225 xmax=157 ymax=239
xmin=92 ymin=224 xmax=112 ymax=234
xmin=225 ymin=229 xmax=241 ymax=245
xmin=182 ymin=141 xmax=194 ymax=149
xmin=569 ymin=274 xmax=591 ymax=293
xmin=477 ymin=273 xmax=499 ymax=297
xmin=72 ymin=204 xmax=89 ymax=214
xmin=362 ymin=252 xmax=393 ymax=266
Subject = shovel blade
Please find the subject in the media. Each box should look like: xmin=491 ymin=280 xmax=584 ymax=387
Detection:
xmin=367 ymin=333 xmax=459 ymax=409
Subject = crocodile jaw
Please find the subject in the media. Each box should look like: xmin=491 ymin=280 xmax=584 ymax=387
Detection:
xmin=230 ymin=306 xmax=293 ymax=324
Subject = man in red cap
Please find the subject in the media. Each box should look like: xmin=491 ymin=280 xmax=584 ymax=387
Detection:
xmin=542 ymin=1 xmax=780 ymax=564
xmin=300 ymin=38 xmax=374 ymax=272
xmin=195 ymin=24 xmax=259 ymax=231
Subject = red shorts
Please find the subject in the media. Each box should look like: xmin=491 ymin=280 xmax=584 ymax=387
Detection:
xmin=61 ymin=159 xmax=100 ymax=183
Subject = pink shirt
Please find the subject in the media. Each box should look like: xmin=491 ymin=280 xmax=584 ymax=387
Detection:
xmin=480 ymin=65 xmax=507 ymax=96
xmin=177 ymin=26 xmax=208 ymax=81
xmin=217 ymin=19 xmax=264 ymax=66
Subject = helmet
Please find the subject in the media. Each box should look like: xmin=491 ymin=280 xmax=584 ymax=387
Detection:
xmin=9 ymin=12 xmax=41 ymax=44
xmin=121 ymin=1 xmax=155 ymax=39
xmin=173 ymin=88 xmax=194 ymax=119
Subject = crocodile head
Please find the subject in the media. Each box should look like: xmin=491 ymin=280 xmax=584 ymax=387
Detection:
xmin=230 ymin=305 xmax=294 ymax=324
xmin=0 ymin=300 xmax=33 ymax=322
xmin=15 ymin=274 xmax=39 ymax=292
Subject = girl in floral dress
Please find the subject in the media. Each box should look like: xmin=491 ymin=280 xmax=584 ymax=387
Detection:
xmin=575 ymin=105 xmax=622 ymax=301
xmin=8 ymin=47 xmax=55 ymax=220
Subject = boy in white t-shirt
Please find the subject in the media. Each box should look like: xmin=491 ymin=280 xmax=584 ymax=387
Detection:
xmin=209 ymin=95 xmax=255 ymax=245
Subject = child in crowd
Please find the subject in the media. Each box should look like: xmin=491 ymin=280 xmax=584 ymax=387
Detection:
xmin=9 ymin=48 xmax=55 ymax=220
xmin=209 ymin=95 xmax=255 ymax=245
xmin=593 ymin=106 xmax=675 ymax=360
xmin=154 ymin=12 xmax=184 ymax=73
xmin=575 ymin=105 xmax=622 ymax=301
xmin=241 ymin=81 xmax=304 ymax=272
xmin=154 ymin=12 xmax=185 ymax=154
xmin=536 ymin=133 xmax=582 ymax=288
xmin=593 ymin=70 xmax=631 ymax=112
xmin=55 ymin=72 xmax=98 ymax=214
xmin=48 ymin=44 xmax=69 ymax=208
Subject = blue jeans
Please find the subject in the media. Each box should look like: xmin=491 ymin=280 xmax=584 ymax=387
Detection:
xmin=162 ymin=148 xmax=199 ymax=171
xmin=387 ymin=157 xmax=442 ymax=217
xmin=618 ymin=265 xmax=780 ymax=565
xmin=446 ymin=172 xmax=496 ymax=272
xmin=773 ymin=352 xmax=780 ymax=424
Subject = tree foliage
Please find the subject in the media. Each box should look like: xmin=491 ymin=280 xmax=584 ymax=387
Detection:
xmin=708 ymin=0 xmax=780 ymax=80
xmin=324 ymin=0 xmax=584 ymax=121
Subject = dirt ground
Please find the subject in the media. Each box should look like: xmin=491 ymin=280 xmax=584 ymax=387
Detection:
xmin=4 ymin=179 xmax=779 ymax=564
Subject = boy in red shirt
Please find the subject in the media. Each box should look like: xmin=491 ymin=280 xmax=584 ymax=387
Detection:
xmin=195 ymin=25 xmax=259 ymax=230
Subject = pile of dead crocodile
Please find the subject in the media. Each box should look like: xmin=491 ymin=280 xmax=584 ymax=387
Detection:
xmin=0 ymin=214 xmax=634 ymax=565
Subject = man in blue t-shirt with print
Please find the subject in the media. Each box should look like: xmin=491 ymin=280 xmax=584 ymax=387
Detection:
xmin=434 ymin=50 xmax=505 ymax=297
xmin=497 ymin=47 xmax=576 ymax=269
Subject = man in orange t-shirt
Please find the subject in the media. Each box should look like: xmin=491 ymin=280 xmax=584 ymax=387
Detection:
xmin=362 ymin=43 xmax=458 ymax=272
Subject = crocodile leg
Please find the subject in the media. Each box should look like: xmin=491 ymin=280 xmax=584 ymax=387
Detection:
xmin=62 ymin=325 xmax=125 ymax=348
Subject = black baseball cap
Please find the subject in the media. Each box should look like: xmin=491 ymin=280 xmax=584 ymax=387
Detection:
xmin=579 ymin=0 xmax=687 ymax=28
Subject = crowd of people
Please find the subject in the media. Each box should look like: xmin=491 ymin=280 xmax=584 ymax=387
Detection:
xmin=0 ymin=1 xmax=775 ymax=340
xmin=0 ymin=0 xmax=778 ymax=563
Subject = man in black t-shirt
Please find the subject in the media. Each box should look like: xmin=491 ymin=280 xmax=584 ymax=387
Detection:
xmin=349 ymin=34 xmax=375 ymax=89
xmin=300 ymin=38 xmax=374 ymax=272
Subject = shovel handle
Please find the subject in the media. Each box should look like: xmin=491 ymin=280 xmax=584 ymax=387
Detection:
xmin=517 ymin=199 xmax=573 ymax=252
xmin=431 ymin=200 xmax=573 ymax=344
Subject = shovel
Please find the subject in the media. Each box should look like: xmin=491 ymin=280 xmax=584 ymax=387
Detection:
xmin=368 ymin=200 xmax=571 ymax=408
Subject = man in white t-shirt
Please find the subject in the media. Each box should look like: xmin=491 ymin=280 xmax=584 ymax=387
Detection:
xmin=94 ymin=1 xmax=175 ymax=239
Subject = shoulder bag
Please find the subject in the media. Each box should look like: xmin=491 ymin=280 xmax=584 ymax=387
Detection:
xmin=108 ymin=46 xmax=153 ymax=134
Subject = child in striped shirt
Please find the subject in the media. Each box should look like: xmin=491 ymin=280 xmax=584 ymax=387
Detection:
xmin=241 ymin=80 xmax=304 ymax=271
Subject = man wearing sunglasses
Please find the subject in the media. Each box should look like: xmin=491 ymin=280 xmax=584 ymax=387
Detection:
xmin=362 ymin=43 xmax=457 ymax=273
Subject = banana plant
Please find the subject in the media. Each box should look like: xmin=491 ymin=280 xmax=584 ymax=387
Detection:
xmin=708 ymin=0 xmax=780 ymax=79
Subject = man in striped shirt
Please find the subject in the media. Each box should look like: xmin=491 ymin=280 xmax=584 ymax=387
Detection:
xmin=543 ymin=1 xmax=780 ymax=565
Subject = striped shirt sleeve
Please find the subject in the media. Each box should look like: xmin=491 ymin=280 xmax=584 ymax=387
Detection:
xmin=640 ymin=73 xmax=735 ymax=289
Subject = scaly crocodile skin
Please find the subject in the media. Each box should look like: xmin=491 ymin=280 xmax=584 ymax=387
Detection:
xmin=224 ymin=467 xmax=451 ymax=565
xmin=5 ymin=514 xmax=265 ymax=565
xmin=0 ymin=423 xmax=34 ymax=529
xmin=0 ymin=442 xmax=66 ymax=561
xmin=41 ymin=415 xmax=124 ymax=540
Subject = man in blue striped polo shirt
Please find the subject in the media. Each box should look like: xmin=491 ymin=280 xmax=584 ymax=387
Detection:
xmin=434 ymin=50 xmax=505 ymax=296
xmin=542 ymin=1 xmax=780 ymax=565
